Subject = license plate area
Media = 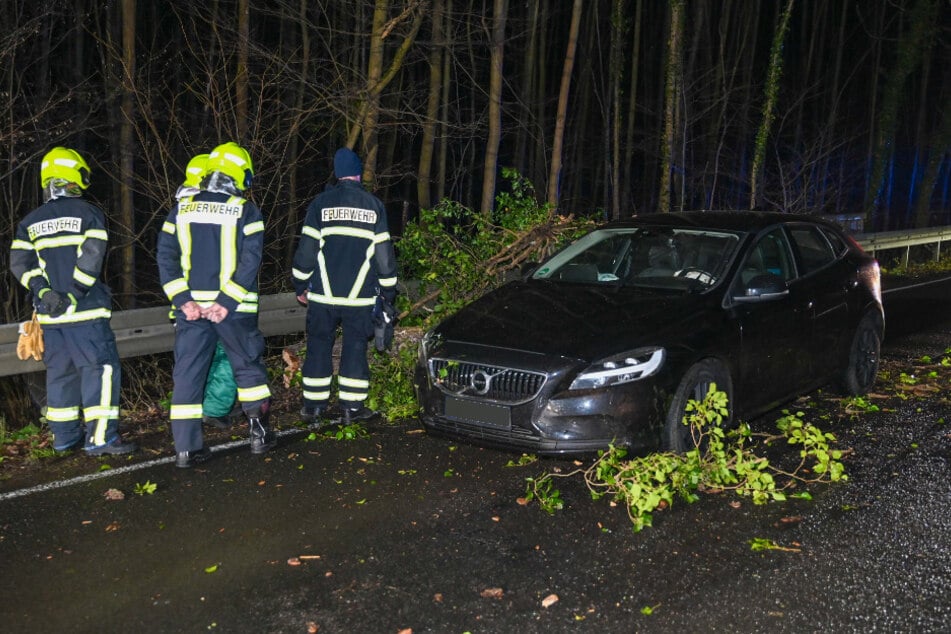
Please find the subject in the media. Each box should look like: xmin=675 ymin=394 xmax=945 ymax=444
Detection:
xmin=444 ymin=396 xmax=511 ymax=428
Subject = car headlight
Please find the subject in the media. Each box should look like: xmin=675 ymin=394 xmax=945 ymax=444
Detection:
xmin=569 ymin=347 xmax=665 ymax=390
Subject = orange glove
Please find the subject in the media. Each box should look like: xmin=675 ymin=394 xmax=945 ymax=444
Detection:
xmin=16 ymin=312 xmax=44 ymax=361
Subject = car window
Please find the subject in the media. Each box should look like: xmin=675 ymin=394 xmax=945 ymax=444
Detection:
xmin=820 ymin=226 xmax=848 ymax=257
xmin=532 ymin=226 xmax=741 ymax=290
xmin=788 ymin=224 xmax=836 ymax=274
xmin=736 ymin=229 xmax=795 ymax=287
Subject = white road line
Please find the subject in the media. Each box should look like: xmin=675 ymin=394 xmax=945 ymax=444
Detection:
xmin=0 ymin=426 xmax=315 ymax=502
xmin=883 ymin=275 xmax=951 ymax=294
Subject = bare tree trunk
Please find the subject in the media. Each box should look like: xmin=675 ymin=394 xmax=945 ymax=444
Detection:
xmin=514 ymin=0 xmax=539 ymax=178
xmin=546 ymin=0 xmax=583 ymax=210
xmin=865 ymin=0 xmax=939 ymax=228
xmin=236 ymin=0 xmax=249 ymax=141
xmin=658 ymin=0 xmax=684 ymax=213
xmin=749 ymin=0 xmax=794 ymax=211
xmin=533 ymin=1 xmax=550 ymax=192
xmin=621 ymin=0 xmax=642 ymax=216
xmin=792 ymin=1 xmax=818 ymax=165
xmin=119 ymin=0 xmax=136 ymax=307
xmin=909 ymin=41 xmax=931 ymax=221
xmin=912 ymin=80 xmax=951 ymax=227
xmin=825 ymin=0 xmax=848 ymax=214
xmin=284 ymin=0 xmax=310 ymax=266
xmin=568 ymin=2 xmax=596 ymax=212
xmin=359 ymin=0 xmax=387 ymax=187
xmin=609 ymin=0 xmax=624 ymax=220
xmin=436 ymin=0 xmax=453 ymax=204
xmin=346 ymin=0 xmax=425 ymax=189
xmin=863 ymin=4 xmax=884 ymax=226
xmin=479 ymin=0 xmax=507 ymax=217
xmin=708 ymin=0 xmax=747 ymax=210
xmin=418 ymin=0 xmax=445 ymax=211
xmin=74 ymin=0 xmax=87 ymax=149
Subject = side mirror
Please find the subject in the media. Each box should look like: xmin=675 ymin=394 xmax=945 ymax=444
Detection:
xmin=734 ymin=273 xmax=789 ymax=302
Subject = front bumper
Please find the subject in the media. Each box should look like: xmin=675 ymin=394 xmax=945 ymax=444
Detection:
xmin=415 ymin=353 xmax=667 ymax=456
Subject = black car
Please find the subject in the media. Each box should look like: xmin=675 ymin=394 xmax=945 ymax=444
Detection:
xmin=415 ymin=211 xmax=884 ymax=456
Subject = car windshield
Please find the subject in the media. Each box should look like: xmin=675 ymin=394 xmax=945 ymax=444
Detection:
xmin=531 ymin=226 xmax=743 ymax=291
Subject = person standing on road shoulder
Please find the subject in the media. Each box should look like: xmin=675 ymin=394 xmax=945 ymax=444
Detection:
xmin=157 ymin=141 xmax=274 ymax=468
xmin=173 ymin=153 xmax=240 ymax=430
xmin=9 ymin=147 xmax=136 ymax=455
xmin=292 ymin=147 xmax=399 ymax=424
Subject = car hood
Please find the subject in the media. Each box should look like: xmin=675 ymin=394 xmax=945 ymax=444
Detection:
xmin=433 ymin=280 xmax=709 ymax=361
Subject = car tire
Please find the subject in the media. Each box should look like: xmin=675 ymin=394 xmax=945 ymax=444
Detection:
xmin=664 ymin=359 xmax=733 ymax=453
xmin=841 ymin=313 xmax=881 ymax=396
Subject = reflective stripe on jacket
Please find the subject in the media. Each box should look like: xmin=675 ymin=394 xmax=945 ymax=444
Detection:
xmin=9 ymin=197 xmax=113 ymax=326
xmin=157 ymin=191 xmax=264 ymax=314
xmin=291 ymin=180 xmax=398 ymax=306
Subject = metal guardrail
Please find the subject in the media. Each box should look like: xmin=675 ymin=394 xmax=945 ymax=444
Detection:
xmin=0 ymin=293 xmax=305 ymax=377
xmin=854 ymin=226 xmax=948 ymax=267
xmin=2 ymin=226 xmax=949 ymax=378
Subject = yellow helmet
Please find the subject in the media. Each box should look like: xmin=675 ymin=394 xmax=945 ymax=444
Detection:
xmin=183 ymin=153 xmax=209 ymax=188
xmin=207 ymin=142 xmax=254 ymax=191
xmin=40 ymin=147 xmax=91 ymax=189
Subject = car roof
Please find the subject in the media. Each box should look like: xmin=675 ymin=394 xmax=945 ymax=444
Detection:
xmin=603 ymin=210 xmax=838 ymax=233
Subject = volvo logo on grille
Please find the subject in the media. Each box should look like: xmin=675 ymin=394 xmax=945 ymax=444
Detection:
xmin=470 ymin=370 xmax=491 ymax=395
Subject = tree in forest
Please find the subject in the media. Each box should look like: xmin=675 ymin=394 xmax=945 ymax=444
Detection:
xmin=480 ymin=0 xmax=507 ymax=217
xmin=281 ymin=0 xmax=313 ymax=267
xmin=417 ymin=0 xmax=445 ymax=211
xmin=865 ymin=0 xmax=940 ymax=229
xmin=345 ymin=0 xmax=426 ymax=189
xmin=118 ymin=0 xmax=137 ymax=307
xmin=608 ymin=0 xmax=625 ymax=220
xmin=546 ymin=0 xmax=583 ymax=211
xmin=236 ymin=0 xmax=250 ymax=141
xmin=749 ymin=0 xmax=794 ymax=211
xmin=657 ymin=0 xmax=684 ymax=214
xmin=620 ymin=0 xmax=642 ymax=216
xmin=912 ymin=88 xmax=951 ymax=228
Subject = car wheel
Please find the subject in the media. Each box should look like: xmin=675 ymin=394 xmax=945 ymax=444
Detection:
xmin=664 ymin=359 xmax=732 ymax=453
xmin=841 ymin=313 xmax=881 ymax=395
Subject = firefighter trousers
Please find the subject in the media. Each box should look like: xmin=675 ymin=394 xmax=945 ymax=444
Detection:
xmin=43 ymin=320 xmax=122 ymax=451
xmin=169 ymin=313 xmax=271 ymax=452
xmin=302 ymin=303 xmax=373 ymax=411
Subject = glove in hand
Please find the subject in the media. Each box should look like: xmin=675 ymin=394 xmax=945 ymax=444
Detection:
xmin=37 ymin=289 xmax=74 ymax=317
xmin=372 ymin=295 xmax=397 ymax=351
xmin=16 ymin=312 xmax=44 ymax=361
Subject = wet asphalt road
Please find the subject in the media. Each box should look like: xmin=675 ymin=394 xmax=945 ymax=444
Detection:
xmin=0 ymin=278 xmax=949 ymax=634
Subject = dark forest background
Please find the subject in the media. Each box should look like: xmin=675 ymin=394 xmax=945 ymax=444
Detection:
xmin=2 ymin=0 xmax=949 ymax=321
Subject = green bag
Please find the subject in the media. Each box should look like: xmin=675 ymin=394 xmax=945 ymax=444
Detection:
xmin=203 ymin=342 xmax=237 ymax=418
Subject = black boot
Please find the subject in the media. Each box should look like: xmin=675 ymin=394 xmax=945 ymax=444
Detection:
xmin=248 ymin=404 xmax=276 ymax=454
xmin=176 ymin=447 xmax=211 ymax=468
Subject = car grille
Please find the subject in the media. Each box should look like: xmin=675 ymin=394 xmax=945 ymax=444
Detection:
xmin=428 ymin=358 xmax=546 ymax=405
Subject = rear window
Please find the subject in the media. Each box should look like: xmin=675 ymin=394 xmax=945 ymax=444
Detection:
xmin=820 ymin=227 xmax=848 ymax=257
xmin=788 ymin=225 xmax=836 ymax=274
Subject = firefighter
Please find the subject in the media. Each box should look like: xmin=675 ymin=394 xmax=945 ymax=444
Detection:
xmin=9 ymin=147 xmax=136 ymax=455
xmin=291 ymin=147 xmax=399 ymax=424
xmin=157 ymin=141 xmax=274 ymax=468
xmin=174 ymin=153 xmax=239 ymax=430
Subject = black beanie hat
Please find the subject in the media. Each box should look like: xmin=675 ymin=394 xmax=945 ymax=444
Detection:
xmin=334 ymin=148 xmax=362 ymax=178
